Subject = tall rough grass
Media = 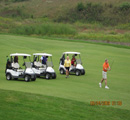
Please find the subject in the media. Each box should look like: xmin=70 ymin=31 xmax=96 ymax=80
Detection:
xmin=74 ymin=33 xmax=130 ymax=43
xmin=10 ymin=23 xmax=77 ymax=36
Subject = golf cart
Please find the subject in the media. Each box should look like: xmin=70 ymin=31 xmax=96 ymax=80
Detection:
xmin=5 ymin=53 xmax=36 ymax=82
xmin=59 ymin=52 xmax=85 ymax=76
xmin=32 ymin=53 xmax=56 ymax=79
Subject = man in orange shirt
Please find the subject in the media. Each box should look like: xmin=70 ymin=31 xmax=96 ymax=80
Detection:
xmin=99 ymin=59 xmax=111 ymax=89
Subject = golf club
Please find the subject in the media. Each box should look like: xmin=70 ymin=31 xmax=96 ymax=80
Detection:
xmin=110 ymin=60 xmax=114 ymax=70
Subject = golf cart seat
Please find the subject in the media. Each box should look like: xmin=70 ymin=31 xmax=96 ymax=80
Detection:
xmin=12 ymin=62 xmax=24 ymax=72
xmin=34 ymin=61 xmax=43 ymax=67
xmin=39 ymin=68 xmax=46 ymax=70
xmin=39 ymin=64 xmax=46 ymax=70
xmin=12 ymin=62 xmax=20 ymax=69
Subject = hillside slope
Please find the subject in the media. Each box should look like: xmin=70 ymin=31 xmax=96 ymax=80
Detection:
xmin=0 ymin=0 xmax=129 ymax=18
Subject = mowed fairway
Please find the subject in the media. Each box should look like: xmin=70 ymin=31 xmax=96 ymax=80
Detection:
xmin=0 ymin=35 xmax=130 ymax=119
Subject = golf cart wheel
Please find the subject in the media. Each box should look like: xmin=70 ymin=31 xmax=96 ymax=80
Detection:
xmin=81 ymin=70 xmax=85 ymax=75
xmin=24 ymin=75 xmax=30 ymax=82
xmin=52 ymin=73 xmax=56 ymax=79
xmin=76 ymin=70 xmax=81 ymax=76
xmin=60 ymin=68 xmax=64 ymax=74
xmin=6 ymin=73 xmax=12 ymax=80
xmin=32 ymin=76 xmax=36 ymax=81
xmin=37 ymin=75 xmax=40 ymax=78
xmin=46 ymin=73 xmax=50 ymax=80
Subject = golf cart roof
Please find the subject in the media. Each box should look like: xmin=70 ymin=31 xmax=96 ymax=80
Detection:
xmin=33 ymin=53 xmax=52 ymax=56
xmin=10 ymin=53 xmax=31 ymax=57
xmin=63 ymin=52 xmax=80 ymax=55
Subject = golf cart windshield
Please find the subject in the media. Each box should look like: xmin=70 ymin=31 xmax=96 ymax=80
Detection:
xmin=46 ymin=61 xmax=53 ymax=67
xmin=25 ymin=62 xmax=32 ymax=68
xmin=76 ymin=59 xmax=82 ymax=64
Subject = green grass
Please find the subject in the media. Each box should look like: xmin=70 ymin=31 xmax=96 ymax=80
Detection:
xmin=0 ymin=35 xmax=130 ymax=119
xmin=0 ymin=89 xmax=130 ymax=120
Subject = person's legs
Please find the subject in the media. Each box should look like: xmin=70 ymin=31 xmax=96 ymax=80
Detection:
xmin=67 ymin=67 xmax=70 ymax=76
xmin=99 ymin=71 xmax=105 ymax=88
xmin=66 ymin=67 xmax=70 ymax=78
xmin=105 ymin=79 xmax=107 ymax=86
xmin=99 ymin=78 xmax=104 ymax=88
xmin=66 ymin=70 xmax=68 ymax=76
xmin=99 ymin=71 xmax=109 ymax=89
xmin=101 ymin=78 xmax=104 ymax=83
xmin=104 ymin=72 xmax=109 ymax=89
xmin=105 ymin=79 xmax=109 ymax=89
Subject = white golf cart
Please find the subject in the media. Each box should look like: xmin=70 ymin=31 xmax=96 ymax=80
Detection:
xmin=32 ymin=53 xmax=56 ymax=79
xmin=59 ymin=52 xmax=85 ymax=76
xmin=5 ymin=53 xmax=36 ymax=82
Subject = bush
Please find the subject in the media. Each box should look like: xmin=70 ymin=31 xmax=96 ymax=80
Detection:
xmin=11 ymin=0 xmax=29 ymax=2
xmin=0 ymin=6 xmax=30 ymax=18
xmin=1 ymin=0 xmax=29 ymax=2
xmin=119 ymin=2 xmax=130 ymax=11
xmin=77 ymin=2 xmax=85 ymax=11
xmin=85 ymin=3 xmax=104 ymax=21
xmin=55 ymin=2 xmax=130 ymax=26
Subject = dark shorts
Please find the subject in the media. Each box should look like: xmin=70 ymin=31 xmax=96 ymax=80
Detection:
xmin=65 ymin=67 xmax=70 ymax=71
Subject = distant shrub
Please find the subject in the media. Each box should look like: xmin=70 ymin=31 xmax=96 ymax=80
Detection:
xmin=31 ymin=14 xmax=34 ymax=19
xmin=119 ymin=2 xmax=130 ymax=11
xmin=1 ymin=0 xmax=29 ymax=2
xmin=56 ymin=2 xmax=130 ymax=26
xmin=85 ymin=3 xmax=104 ymax=21
xmin=12 ymin=0 xmax=29 ymax=2
xmin=77 ymin=2 xmax=85 ymax=11
xmin=0 ymin=6 xmax=30 ymax=18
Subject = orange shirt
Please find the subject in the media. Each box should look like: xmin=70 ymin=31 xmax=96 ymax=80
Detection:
xmin=103 ymin=62 xmax=109 ymax=72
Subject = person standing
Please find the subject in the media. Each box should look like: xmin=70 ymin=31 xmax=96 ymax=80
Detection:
xmin=40 ymin=56 xmax=47 ymax=65
xmin=64 ymin=56 xmax=71 ymax=78
xmin=99 ymin=59 xmax=111 ymax=89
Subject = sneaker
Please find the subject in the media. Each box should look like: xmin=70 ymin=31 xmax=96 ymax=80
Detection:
xmin=99 ymin=83 xmax=102 ymax=88
xmin=65 ymin=76 xmax=67 ymax=78
xmin=105 ymin=86 xmax=109 ymax=89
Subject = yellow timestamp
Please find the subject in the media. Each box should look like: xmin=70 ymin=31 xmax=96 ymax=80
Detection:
xmin=90 ymin=101 xmax=122 ymax=106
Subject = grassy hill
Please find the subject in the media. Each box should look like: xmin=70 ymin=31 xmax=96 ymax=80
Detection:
xmin=0 ymin=0 xmax=129 ymax=18
xmin=0 ymin=0 xmax=130 ymax=45
xmin=0 ymin=34 xmax=130 ymax=120
xmin=0 ymin=89 xmax=130 ymax=120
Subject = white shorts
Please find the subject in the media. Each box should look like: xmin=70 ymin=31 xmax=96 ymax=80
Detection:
xmin=102 ymin=71 xmax=107 ymax=79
